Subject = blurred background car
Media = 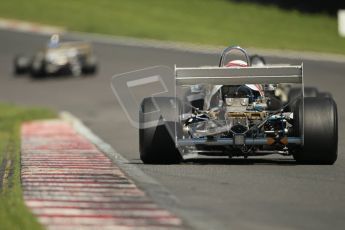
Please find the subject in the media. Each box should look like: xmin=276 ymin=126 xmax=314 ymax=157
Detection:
xmin=14 ymin=34 xmax=98 ymax=78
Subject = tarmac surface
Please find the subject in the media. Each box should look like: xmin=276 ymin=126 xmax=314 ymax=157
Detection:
xmin=1 ymin=29 xmax=345 ymax=230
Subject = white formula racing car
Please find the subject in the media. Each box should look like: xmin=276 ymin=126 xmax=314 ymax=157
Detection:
xmin=14 ymin=34 xmax=98 ymax=78
xmin=139 ymin=46 xmax=338 ymax=165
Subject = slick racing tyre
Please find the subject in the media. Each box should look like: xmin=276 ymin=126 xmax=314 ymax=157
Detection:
xmin=30 ymin=54 xmax=46 ymax=78
xmin=82 ymin=56 xmax=98 ymax=75
xmin=139 ymin=97 xmax=182 ymax=164
xmin=14 ymin=55 xmax=30 ymax=75
xmin=293 ymin=97 xmax=338 ymax=164
xmin=287 ymin=87 xmax=319 ymax=112
xmin=318 ymin=92 xmax=332 ymax=98
xmin=30 ymin=60 xmax=46 ymax=78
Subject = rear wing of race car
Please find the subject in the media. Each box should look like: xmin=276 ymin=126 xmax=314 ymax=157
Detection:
xmin=174 ymin=65 xmax=303 ymax=85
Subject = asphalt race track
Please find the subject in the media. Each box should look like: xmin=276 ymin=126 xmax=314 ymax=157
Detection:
xmin=1 ymin=29 xmax=345 ymax=230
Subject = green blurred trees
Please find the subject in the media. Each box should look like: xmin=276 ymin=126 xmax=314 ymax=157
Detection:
xmin=232 ymin=0 xmax=345 ymax=16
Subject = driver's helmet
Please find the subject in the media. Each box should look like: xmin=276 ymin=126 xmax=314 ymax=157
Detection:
xmin=48 ymin=34 xmax=60 ymax=48
xmin=225 ymin=60 xmax=263 ymax=96
xmin=225 ymin=59 xmax=248 ymax=67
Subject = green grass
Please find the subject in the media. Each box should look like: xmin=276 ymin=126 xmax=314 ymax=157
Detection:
xmin=0 ymin=0 xmax=344 ymax=54
xmin=0 ymin=103 xmax=56 ymax=230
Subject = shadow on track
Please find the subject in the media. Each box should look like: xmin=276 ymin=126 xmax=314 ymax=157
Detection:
xmin=11 ymin=72 xmax=96 ymax=82
xmin=130 ymin=156 xmax=297 ymax=166
xmin=184 ymin=157 xmax=297 ymax=166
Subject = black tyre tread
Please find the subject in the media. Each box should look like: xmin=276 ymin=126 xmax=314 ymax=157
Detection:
xmin=287 ymin=87 xmax=319 ymax=112
xmin=293 ymin=97 xmax=338 ymax=164
xmin=318 ymin=92 xmax=332 ymax=98
xmin=139 ymin=97 xmax=182 ymax=164
xmin=30 ymin=59 xmax=46 ymax=78
xmin=82 ymin=56 xmax=98 ymax=75
xmin=14 ymin=56 xmax=30 ymax=75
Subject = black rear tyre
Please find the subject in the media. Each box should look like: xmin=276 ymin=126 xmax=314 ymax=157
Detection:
xmin=287 ymin=87 xmax=319 ymax=112
xmin=318 ymin=92 xmax=332 ymax=98
xmin=30 ymin=55 xmax=46 ymax=79
xmin=14 ymin=55 xmax=31 ymax=75
xmin=139 ymin=97 xmax=182 ymax=164
xmin=82 ymin=56 xmax=98 ymax=75
xmin=293 ymin=97 xmax=338 ymax=164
